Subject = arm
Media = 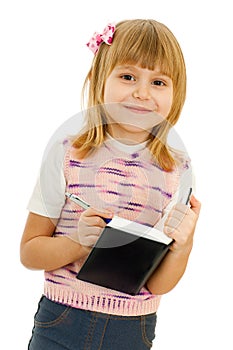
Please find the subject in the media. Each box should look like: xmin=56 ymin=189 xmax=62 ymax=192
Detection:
xmin=20 ymin=212 xmax=91 ymax=271
xmin=20 ymin=208 xmax=113 ymax=272
xmin=146 ymin=195 xmax=201 ymax=295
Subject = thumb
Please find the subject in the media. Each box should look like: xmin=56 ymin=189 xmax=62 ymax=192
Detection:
xmin=190 ymin=195 xmax=201 ymax=216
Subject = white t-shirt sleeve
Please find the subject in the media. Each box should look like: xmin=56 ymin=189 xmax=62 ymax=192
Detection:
xmin=155 ymin=165 xmax=195 ymax=231
xmin=27 ymin=140 xmax=67 ymax=218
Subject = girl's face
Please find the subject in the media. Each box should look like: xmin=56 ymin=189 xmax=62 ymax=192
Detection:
xmin=103 ymin=64 xmax=173 ymax=144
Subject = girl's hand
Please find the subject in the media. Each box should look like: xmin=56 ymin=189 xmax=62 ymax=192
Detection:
xmin=77 ymin=208 xmax=113 ymax=247
xmin=163 ymin=195 xmax=201 ymax=254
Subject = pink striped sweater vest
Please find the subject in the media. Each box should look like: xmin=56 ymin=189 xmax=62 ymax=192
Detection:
xmin=44 ymin=139 xmax=189 ymax=316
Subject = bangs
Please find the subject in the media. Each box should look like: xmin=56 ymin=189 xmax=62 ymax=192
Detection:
xmin=108 ymin=20 xmax=177 ymax=78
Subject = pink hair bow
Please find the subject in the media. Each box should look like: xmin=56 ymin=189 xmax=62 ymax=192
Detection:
xmin=87 ymin=23 xmax=116 ymax=54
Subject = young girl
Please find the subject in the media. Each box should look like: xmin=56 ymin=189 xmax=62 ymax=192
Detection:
xmin=20 ymin=19 xmax=201 ymax=349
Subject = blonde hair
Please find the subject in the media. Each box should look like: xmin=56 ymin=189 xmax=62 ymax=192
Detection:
xmin=73 ymin=19 xmax=186 ymax=171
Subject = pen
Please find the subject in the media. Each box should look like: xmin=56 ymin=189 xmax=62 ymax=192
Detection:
xmin=185 ymin=187 xmax=192 ymax=205
xmin=65 ymin=192 xmax=112 ymax=224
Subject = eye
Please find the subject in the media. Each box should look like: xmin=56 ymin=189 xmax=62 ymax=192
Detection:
xmin=121 ymin=74 xmax=136 ymax=81
xmin=152 ymin=80 xmax=165 ymax=86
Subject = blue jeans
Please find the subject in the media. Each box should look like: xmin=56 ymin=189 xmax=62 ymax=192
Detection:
xmin=28 ymin=296 xmax=157 ymax=349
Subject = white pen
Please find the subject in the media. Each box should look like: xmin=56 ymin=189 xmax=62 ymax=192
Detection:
xmin=65 ymin=192 xmax=112 ymax=223
xmin=65 ymin=192 xmax=90 ymax=210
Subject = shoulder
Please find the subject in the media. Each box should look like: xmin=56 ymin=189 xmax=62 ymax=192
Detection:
xmin=169 ymin=147 xmax=191 ymax=173
xmin=170 ymin=147 xmax=194 ymax=198
xmin=41 ymin=138 xmax=71 ymax=165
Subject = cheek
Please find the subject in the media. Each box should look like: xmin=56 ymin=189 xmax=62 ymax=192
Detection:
xmin=167 ymin=96 xmax=173 ymax=113
xmin=104 ymin=79 xmax=128 ymax=104
xmin=103 ymin=84 xmax=110 ymax=103
xmin=103 ymin=80 xmax=117 ymax=104
xmin=161 ymin=91 xmax=173 ymax=117
xmin=104 ymin=91 xmax=115 ymax=105
xmin=103 ymin=78 xmax=110 ymax=103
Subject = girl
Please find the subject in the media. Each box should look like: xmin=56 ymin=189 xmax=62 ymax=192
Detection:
xmin=20 ymin=19 xmax=201 ymax=349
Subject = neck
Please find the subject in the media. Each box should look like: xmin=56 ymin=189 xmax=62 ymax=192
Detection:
xmin=107 ymin=128 xmax=150 ymax=145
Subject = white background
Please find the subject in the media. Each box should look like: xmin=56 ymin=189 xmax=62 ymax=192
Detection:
xmin=1 ymin=1 xmax=232 ymax=349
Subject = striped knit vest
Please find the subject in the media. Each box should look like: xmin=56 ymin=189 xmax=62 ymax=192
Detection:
xmin=44 ymin=139 xmax=188 ymax=316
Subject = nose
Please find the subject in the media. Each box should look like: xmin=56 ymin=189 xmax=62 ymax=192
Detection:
xmin=132 ymin=82 xmax=151 ymax=100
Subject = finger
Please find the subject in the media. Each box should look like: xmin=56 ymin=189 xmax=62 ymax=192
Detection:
xmin=165 ymin=216 xmax=181 ymax=228
xmin=83 ymin=215 xmax=111 ymax=228
xmin=78 ymin=227 xmax=103 ymax=246
xmin=172 ymin=203 xmax=189 ymax=215
xmin=94 ymin=208 xmax=114 ymax=222
xmin=190 ymin=195 xmax=201 ymax=216
xmin=82 ymin=235 xmax=100 ymax=247
xmin=163 ymin=225 xmax=175 ymax=235
xmin=80 ymin=226 xmax=103 ymax=237
xmin=83 ymin=207 xmax=113 ymax=222
xmin=168 ymin=206 xmax=188 ymax=222
xmin=164 ymin=217 xmax=181 ymax=232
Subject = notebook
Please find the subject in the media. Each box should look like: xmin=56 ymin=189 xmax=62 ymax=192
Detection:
xmin=76 ymin=216 xmax=173 ymax=295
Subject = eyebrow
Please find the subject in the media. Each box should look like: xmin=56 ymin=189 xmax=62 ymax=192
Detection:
xmin=115 ymin=65 xmax=170 ymax=78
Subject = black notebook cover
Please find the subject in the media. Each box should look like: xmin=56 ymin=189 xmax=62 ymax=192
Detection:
xmin=77 ymin=217 xmax=173 ymax=295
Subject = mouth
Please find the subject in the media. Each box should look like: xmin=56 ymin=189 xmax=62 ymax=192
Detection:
xmin=123 ymin=104 xmax=154 ymax=114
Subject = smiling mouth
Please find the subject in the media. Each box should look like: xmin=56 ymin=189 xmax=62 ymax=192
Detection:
xmin=123 ymin=104 xmax=153 ymax=114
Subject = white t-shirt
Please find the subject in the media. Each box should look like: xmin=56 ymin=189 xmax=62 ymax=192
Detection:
xmin=27 ymin=136 xmax=194 ymax=220
xmin=28 ymin=136 xmax=149 ymax=218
